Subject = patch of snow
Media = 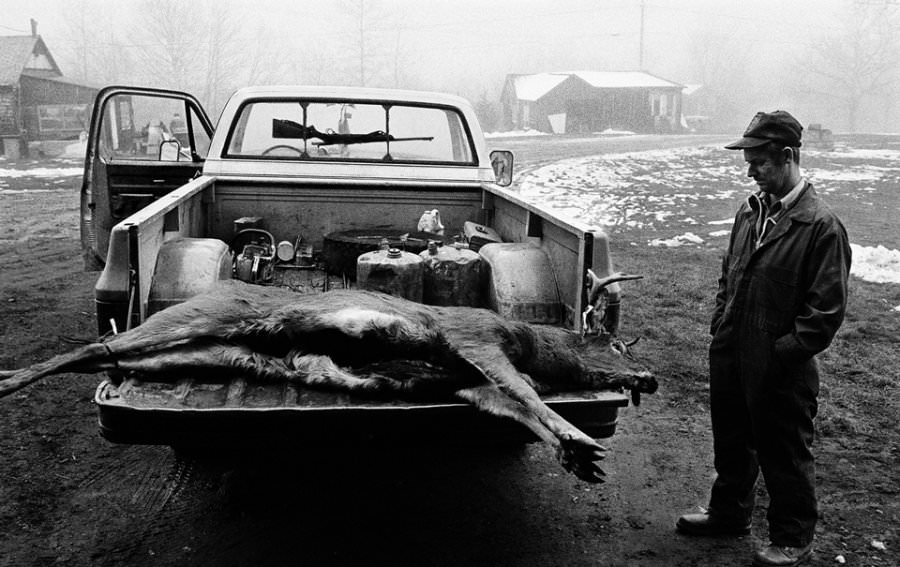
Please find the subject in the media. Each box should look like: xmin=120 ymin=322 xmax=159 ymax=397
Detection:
xmin=0 ymin=166 xmax=83 ymax=178
xmin=808 ymin=168 xmax=887 ymax=182
xmin=0 ymin=188 xmax=62 ymax=195
xmin=485 ymin=129 xmax=549 ymax=138
xmin=649 ymin=232 xmax=704 ymax=247
xmin=830 ymin=148 xmax=900 ymax=160
xmin=597 ymin=129 xmax=636 ymax=136
xmin=708 ymin=230 xmax=730 ymax=237
xmin=850 ymin=244 xmax=900 ymax=284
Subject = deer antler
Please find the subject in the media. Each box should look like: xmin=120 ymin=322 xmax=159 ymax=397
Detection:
xmin=586 ymin=269 xmax=643 ymax=293
xmin=582 ymin=270 xmax=644 ymax=336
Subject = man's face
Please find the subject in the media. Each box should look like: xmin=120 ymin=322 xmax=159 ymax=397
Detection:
xmin=742 ymin=147 xmax=789 ymax=195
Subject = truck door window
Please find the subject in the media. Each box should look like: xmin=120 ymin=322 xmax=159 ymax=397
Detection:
xmin=99 ymin=94 xmax=204 ymax=161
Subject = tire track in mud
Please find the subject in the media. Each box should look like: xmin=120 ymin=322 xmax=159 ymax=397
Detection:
xmin=0 ymin=239 xmax=82 ymax=289
xmin=77 ymin=446 xmax=231 ymax=564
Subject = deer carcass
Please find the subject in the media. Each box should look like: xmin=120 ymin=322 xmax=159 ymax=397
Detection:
xmin=0 ymin=272 xmax=654 ymax=483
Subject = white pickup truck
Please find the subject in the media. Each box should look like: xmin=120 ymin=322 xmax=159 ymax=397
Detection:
xmin=80 ymin=85 xmax=633 ymax=451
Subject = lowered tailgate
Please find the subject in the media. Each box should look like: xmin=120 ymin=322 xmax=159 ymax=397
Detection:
xmin=95 ymin=376 xmax=629 ymax=448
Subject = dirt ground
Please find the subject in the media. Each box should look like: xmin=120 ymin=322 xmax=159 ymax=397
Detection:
xmin=1 ymin=137 xmax=897 ymax=566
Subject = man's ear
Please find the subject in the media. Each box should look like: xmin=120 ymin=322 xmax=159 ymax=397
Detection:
xmin=783 ymin=146 xmax=795 ymax=164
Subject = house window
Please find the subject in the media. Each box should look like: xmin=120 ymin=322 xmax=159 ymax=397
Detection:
xmin=37 ymin=104 xmax=90 ymax=137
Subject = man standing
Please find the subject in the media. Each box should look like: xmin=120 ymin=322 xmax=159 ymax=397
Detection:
xmin=676 ymin=111 xmax=851 ymax=567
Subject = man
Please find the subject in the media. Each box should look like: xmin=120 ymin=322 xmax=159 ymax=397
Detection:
xmin=676 ymin=110 xmax=851 ymax=567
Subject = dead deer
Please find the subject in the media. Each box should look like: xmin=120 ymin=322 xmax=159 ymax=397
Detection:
xmin=0 ymin=273 xmax=654 ymax=483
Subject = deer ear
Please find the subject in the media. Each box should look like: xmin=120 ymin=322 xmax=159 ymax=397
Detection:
xmin=585 ymin=268 xmax=604 ymax=301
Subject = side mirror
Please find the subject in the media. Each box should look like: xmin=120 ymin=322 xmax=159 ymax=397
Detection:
xmin=159 ymin=139 xmax=181 ymax=161
xmin=490 ymin=150 xmax=514 ymax=186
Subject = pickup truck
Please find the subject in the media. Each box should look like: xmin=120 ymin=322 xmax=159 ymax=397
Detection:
xmin=80 ymin=85 xmax=632 ymax=451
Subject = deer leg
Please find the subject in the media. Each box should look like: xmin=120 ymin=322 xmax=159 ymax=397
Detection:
xmin=0 ymin=343 xmax=112 ymax=398
xmin=454 ymin=383 xmax=561 ymax=448
xmin=451 ymin=346 xmax=607 ymax=483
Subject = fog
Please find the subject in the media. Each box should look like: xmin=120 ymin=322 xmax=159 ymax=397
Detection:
xmin=3 ymin=0 xmax=900 ymax=132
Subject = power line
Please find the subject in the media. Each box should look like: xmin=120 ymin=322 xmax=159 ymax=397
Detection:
xmin=0 ymin=23 xmax=31 ymax=33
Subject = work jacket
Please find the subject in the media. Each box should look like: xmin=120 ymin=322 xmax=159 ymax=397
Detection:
xmin=710 ymin=182 xmax=851 ymax=380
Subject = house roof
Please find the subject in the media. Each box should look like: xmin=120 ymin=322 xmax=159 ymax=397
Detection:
xmin=508 ymin=73 xmax=570 ymax=102
xmin=509 ymin=71 xmax=684 ymax=102
xmin=0 ymin=35 xmax=61 ymax=85
xmin=682 ymin=83 xmax=704 ymax=96
xmin=21 ymin=70 xmax=102 ymax=90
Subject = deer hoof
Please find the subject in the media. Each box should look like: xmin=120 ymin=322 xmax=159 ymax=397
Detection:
xmin=557 ymin=434 xmax=607 ymax=483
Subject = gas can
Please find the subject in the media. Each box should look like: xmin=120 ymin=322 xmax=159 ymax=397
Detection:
xmin=357 ymin=248 xmax=424 ymax=302
xmin=419 ymin=241 xmax=483 ymax=306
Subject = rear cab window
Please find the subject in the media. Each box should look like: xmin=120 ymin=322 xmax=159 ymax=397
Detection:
xmin=223 ymin=99 xmax=475 ymax=164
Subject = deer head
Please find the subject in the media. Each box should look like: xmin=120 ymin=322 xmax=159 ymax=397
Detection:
xmin=582 ymin=269 xmax=643 ymax=337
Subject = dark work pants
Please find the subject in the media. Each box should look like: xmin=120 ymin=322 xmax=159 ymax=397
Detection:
xmin=707 ymin=346 xmax=819 ymax=547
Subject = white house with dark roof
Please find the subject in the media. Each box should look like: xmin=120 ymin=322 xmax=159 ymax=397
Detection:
xmin=0 ymin=21 xmax=98 ymax=158
xmin=500 ymin=71 xmax=685 ymax=134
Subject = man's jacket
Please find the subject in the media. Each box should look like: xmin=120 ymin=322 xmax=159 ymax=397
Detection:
xmin=711 ymin=182 xmax=851 ymax=371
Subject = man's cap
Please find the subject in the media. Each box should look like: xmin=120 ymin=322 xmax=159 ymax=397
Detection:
xmin=725 ymin=110 xmax=803 ymax=149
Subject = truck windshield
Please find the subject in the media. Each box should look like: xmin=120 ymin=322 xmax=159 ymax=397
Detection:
xmin=225 ymin=100 xmax=475 ymax=164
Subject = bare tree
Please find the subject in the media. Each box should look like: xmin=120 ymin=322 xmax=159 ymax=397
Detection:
xmin=338 ymin=0 xmax=394 ymax=87
xmin=57 ymin=0 xmax=132 ymax=85
xmin=129 ymin=0 xmax=202 ymax=90
xmin=685 ymin=29 xmax=754 ymax=130
xmin=800 ymin=1 xmax=900 ymax=131
xmin=197 ymin=1 xmax=250 ymax=115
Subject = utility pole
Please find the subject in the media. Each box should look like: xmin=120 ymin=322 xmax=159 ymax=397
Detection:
xmin=639 ymin=0 xmax=645 ymax=70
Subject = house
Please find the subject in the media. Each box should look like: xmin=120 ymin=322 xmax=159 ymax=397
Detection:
xmin=500 ymin=71 xmax=685 ymax=134
xmin=0 ymin=21 xmax=98 ymax=159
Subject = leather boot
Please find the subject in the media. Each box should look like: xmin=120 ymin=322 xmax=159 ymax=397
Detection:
xmin=752 ymin=543 xmax=813 ymax=566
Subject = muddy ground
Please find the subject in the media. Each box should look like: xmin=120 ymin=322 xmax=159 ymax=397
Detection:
xmin=1 ymin=136 xmax=897 ymax=566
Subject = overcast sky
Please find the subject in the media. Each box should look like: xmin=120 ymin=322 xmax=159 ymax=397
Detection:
xmin=3 ymin=0 xmax=893 ymax=131
xmin=0 ymin=0 xmax=846 ymax=87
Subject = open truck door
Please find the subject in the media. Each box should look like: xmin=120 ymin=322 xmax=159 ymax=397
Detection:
xmin=80 ymin=86 xmax=214 ymax=270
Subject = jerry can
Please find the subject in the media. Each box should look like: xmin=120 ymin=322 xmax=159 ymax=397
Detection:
xmin=419 ymin=241 xmax=483 ymax=306
xmin=357 ymin=248 xmax=424 ymax=302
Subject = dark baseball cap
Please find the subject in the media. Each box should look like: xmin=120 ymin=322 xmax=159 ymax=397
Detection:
xmin=725 ymin=110 xmax=803 ymax=149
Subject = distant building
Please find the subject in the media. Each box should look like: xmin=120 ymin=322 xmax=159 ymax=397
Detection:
xmin=0 ymin=20 xmax=98 ymax=158
xmin=501 ymin=71 xmax=685 ymax=134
